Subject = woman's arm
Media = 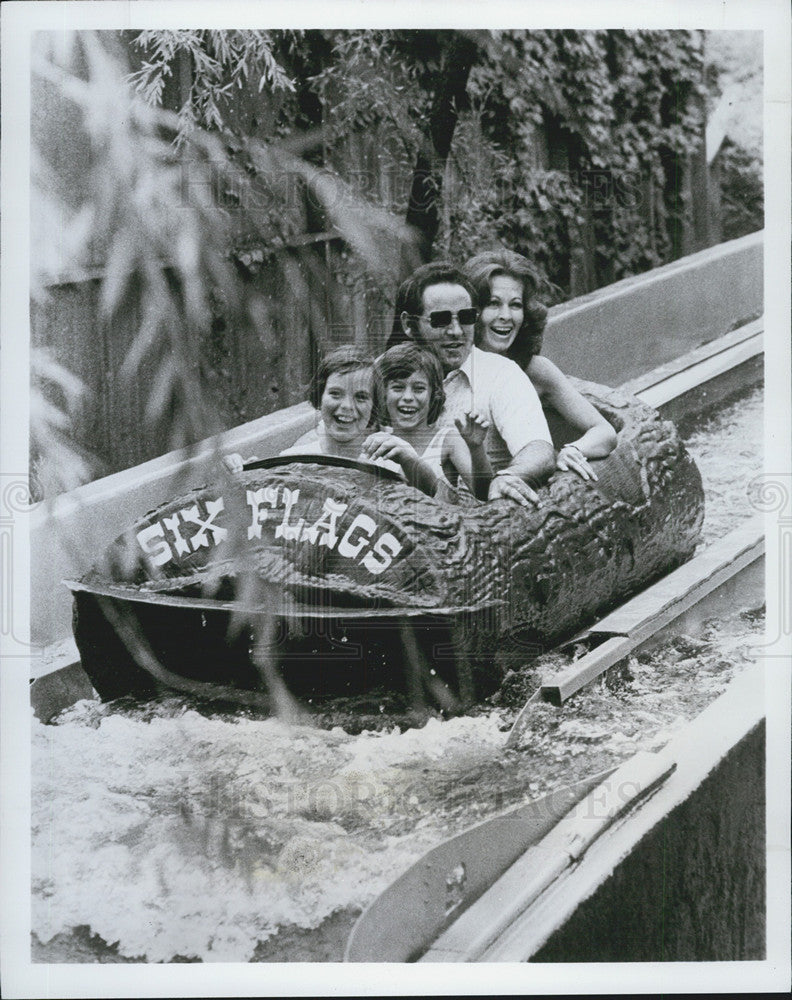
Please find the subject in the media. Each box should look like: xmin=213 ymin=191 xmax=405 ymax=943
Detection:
xmin=527 ymin=355 xmax=617 ymax=478
xmin=450 ymin=414 xmax=493 ymax=501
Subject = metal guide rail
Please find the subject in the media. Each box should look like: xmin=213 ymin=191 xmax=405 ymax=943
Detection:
xmin=344 ymin=518 xmax=765 ymax=962
xmin=425 ymin=672 xmax=764 ymax=963
xmin=505 ymin=515 xmax=764 ymax=746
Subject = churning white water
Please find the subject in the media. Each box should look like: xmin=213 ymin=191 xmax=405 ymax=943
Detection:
xmin=31 ymin=386 xmax=764 ymax=962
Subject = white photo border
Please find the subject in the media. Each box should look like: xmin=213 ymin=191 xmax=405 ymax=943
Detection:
xmin=2 ymin=1 xmax=789 ymax=996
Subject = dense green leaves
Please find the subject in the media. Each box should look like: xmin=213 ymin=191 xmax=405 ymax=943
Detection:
xmin=125 ymin=28 xmax=737 ymax=298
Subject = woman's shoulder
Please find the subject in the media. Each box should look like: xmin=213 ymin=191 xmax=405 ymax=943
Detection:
xmin=526 ymin=353 xmax=561 ymax=375
xmin=526 ymin=353 xmax=567 ymax=390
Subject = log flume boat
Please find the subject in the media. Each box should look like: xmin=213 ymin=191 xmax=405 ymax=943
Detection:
xmin=68 ymin=384 xmax=704 ymax=709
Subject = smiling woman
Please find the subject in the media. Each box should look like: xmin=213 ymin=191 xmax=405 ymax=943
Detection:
xmin=464 ymin=250 xmax=618 ymax=481
xmin=479 ymin=274 xmax=525 ymax=353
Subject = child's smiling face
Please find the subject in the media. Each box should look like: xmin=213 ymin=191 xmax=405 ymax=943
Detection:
xmin=320 ymin=368 xmax=374 ymax=444
xmin=385 ymin=370 xmax=432 ymax=431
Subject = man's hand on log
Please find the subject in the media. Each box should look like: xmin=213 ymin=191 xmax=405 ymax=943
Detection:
xmin=487 ymin=471 xmax=540 ymax=507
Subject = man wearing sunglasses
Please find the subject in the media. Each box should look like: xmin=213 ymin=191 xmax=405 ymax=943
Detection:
xmin=389 ymin=261 xmax=555 ymax=506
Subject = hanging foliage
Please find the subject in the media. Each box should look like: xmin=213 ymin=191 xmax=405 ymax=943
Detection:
xmin=126 ymin=28 xmax=713 ymax=297
xmin=130 ymin=30 xmax=296 ymax=141
xmin=440 ymin=29 xmax=707 ymax=296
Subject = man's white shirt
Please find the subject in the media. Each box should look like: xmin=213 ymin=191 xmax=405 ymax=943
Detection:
xmin=438 ymin=346 xmax=552 ymax=472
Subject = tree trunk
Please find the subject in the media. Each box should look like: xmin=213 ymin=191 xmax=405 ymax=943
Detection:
xmin=404 ymin=35 xmax=479 ymax=264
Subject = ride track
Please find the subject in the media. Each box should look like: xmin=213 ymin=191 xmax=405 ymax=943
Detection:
xmin=29 ymin=318 xmax=765 ymax=964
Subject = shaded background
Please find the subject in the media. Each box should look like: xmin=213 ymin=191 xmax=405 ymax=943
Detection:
xmin=30 ymin=29 xmax=763 ymax=492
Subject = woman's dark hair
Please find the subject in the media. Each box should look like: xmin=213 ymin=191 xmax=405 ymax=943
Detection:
xmin=463 ymin=250 xmax=549 ymax=369
xmin=387 ymin=261 xmax=478 ymax=349
xmin=309 ymin=346 xmax=381 ymax=427
xmin=375 ymin=342 xmax=446 ymax=426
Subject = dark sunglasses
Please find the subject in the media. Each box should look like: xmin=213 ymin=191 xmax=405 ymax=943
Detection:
xmin=412 ymin=307 xmax=478 ymax=329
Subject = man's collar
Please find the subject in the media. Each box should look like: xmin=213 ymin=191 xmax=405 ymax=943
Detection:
xmin=445 ymin=346 xmax=477 ymax=382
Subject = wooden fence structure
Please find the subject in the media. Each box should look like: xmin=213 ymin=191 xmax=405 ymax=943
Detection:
xmin=33 ymin=239 xmax=396 ymax=478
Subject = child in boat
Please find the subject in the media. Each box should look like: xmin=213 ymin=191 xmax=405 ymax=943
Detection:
xmin=279 ymin=346 xmax=379 ymax=460
xmin=276 ymin=346 xmax=437 ymax=492
xmin=225 ymin=346 xmax=383 ymax=473
xmin=364 ymin=342 xmax=493 ymax=501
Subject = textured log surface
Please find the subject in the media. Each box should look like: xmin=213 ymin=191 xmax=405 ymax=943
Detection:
xmin=73 ymin=386 xmax=704 ymax=699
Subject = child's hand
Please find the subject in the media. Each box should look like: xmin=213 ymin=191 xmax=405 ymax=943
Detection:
xmin=455 ymin=411 xmax=490 ymax=447
xmin=223 ymin=453 xmax=258 ymax=473
xmin=361 ymin=432 xmax=418 ymax=464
